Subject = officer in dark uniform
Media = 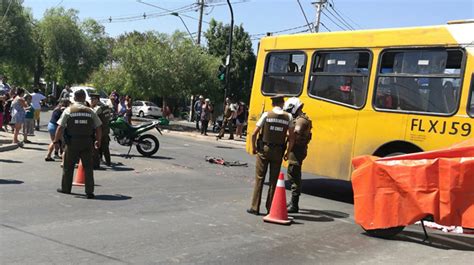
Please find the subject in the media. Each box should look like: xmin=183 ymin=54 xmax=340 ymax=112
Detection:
xmin=284 ymin=97 xmax=312 ymax=213
xmin=247 ymin=95 xmax=295 ymax=215
xmin=217 ymin=97 xmax=235 ymax=140
xmin=54 ymin=90 xmax=102 ymax=199
xmin=90 ymin=93 xmax=113 ymax=168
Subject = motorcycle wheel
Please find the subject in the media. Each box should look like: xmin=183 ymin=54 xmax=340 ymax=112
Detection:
xmin=136 ymin=134 xmax=159 ymax=157
xmin=363 ymin=226 xmax=405 ymax=239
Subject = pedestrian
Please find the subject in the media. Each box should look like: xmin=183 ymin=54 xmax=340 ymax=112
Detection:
xmin=125 ymin=95 xmax=132 ymax=124
xmin=118 ymin=96 xmax=126 ymax=117
xmin=59 ymin=85 xmax=72 ymax=100
xmin=54 ymin=89 xmax=102 ymax=199
xmin=110 ymin=90 xmax=120 ymax=114
xmin=194 ymin=95 xmax=204 ymax=130
xmin=23 ymin=94 xmax=35 ymax=138
xmin=31 ymin=88 xmax=46 ymax=131
xmin=45 ymin=99 xmax=69 ymax=161
xmin=3 ymin=91 xmax=13 ymax=132
xmin=217 ymin=97 xmax=236 ymax=140
xmin=200 ymin=98 xmax=212 ymax=136
xmin=235 ymin=102 xmax=248 ymax=139
xmin=1 ymin=76 xmax=11 ymax=93
xmin=0 ymin=94 xmax=5 ymax=131
xmin=283 ymin=97 xmax=312 ymax=213
xmin=247 ymin=95 xmax=295 ymax=215
xmin=11 ymin=88 xmax=29 ymax=144
xmin=90 ymin=93 xmax=113 ymax=168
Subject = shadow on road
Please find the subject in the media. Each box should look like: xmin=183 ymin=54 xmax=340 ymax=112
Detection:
xmin=21 ymin=146 xmax=47 ymax=151
xmin=26 ymin=142 xmax=50 ymax=146
xmin=0 ymin=159 xmax=23 ymax=163
xmin=111 ymin=154 xmax=174 ymax=160
xmin=291 ymin=209 xmax=350 ymax=223
xmin=0 ymin=179 xmax=24 ymax=184
xmin=73 ymin=194 xmax=132 ymax=201
xmin=215 ymin=145 xmax=237 ymax=149
xmin=374 ymin=230 xmax=474 ymax=251
xmin=287 ymin=178 xmax=354 ymax=204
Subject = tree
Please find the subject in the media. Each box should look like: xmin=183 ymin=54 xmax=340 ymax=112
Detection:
xmin=0 ymin=0 xmax=38 ymax=86
xmin=204 ymin=18 xmax=256 ymax=102
xmin=91 ymin=31 xmax=221 ymax=105
xmin=37 ymin=7 xmax=107 ymax=86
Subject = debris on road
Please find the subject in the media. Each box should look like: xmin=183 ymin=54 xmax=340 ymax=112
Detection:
xmin=205 ymin=156 xmax=247 ymax=167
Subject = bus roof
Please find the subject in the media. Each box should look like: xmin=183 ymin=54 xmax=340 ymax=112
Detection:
xmin=259 ymin=22 xmax=474 ymax=52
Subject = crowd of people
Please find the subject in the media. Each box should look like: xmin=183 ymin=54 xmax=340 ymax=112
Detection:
xmin=193 ymin=95 xmax=248 ymax=139
xmin=1 ymin=76 xmax=47 ymax=144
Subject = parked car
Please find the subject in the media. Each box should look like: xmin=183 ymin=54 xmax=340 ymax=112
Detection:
xmin=132 ymin=101 xmax=162 ymax=118
xmin=69 ymin=86 xmax=109 ymax=105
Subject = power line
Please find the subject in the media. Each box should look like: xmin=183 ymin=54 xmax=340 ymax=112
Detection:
xmin=1 ymin=0 xmax=13 ymax=23
xmin=250 ymin=24 xmax=310 ymax=37
xmin=137 ymin=0 xmax=210 ymax=24
xmin=324 ymin=6 xmax=354 ymax=30
xmin=55 ymin=0 xmax=64 ymax=8
xmin=321 ymin=10 xmax=348 ymax=31
xmin=320 ymin=21 xmax=331 ymax=32
xmin=296 ymin=0 xmax=313 ymax=33
xmin=96 ymin=3 xmax=199 ymax=24
xmin=329 ymin=1 xmax=363 ymax=29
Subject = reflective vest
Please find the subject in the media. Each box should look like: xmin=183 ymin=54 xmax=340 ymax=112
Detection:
xmin=97 ymin=105 xmax=112 ymax=134
xmin=262 ymin=111 xmax=290 ymax=145
xmin=294 ymin=113 xmax=312 ymax=147
xmin=65 ymin=106 xmax=94 ymax=139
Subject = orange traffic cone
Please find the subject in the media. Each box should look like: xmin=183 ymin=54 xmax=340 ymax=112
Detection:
xmin=263 ymin=172 xmax=292 ymax=225
xmin=73 ymin=160 xmax=85 ymax=186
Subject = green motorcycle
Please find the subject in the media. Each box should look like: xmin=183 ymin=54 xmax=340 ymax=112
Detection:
xmin=109 ymin=117 xmax=162 ymax=157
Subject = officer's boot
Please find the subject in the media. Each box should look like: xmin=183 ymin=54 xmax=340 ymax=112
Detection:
xmin=287 ymin=196 xmax=299 ymax=213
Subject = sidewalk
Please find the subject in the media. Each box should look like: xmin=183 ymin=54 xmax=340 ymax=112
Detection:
xmin=133 ymin=117 xmax=247 ymax=147
xmin=0 ymin=131 xmax=21 ymax=152
xmin=0 ymin=114 xmax=246 ymax=153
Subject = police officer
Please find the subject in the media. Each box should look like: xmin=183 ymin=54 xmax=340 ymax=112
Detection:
xmin=283 ymin=97 xmax=312 ymax=213
xmin=247 ymin=95 xmax=295 ymax=215
xmin=217 ymin=97 xmax=235 ymax=140
xmin=54 ymin=90 xmax=102 ymax=199
xmin=90 ymin=93 xmax=113 ymax=168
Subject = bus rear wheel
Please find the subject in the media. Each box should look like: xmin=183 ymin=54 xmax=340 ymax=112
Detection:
xmin=363 ymin=226 xmax=405 ymax=239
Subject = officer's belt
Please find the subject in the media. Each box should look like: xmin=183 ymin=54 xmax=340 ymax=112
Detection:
xmin=263 ymin=142 xmax=285 ymax=148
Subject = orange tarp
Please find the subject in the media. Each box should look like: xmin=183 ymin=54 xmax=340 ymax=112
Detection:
xmin=351 ymin=139 xmax=474 ymax=230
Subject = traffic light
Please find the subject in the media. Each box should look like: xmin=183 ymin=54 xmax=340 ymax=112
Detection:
xmin=218 ymin=64 xmax=226 ymax=81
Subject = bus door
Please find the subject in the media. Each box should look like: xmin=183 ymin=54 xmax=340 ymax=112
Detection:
xmin=307 ymin=50 xmax=372 ymax=180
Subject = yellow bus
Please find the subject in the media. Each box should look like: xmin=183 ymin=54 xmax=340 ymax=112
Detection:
xmin=246 ymin=20 xmax=474 ymax=181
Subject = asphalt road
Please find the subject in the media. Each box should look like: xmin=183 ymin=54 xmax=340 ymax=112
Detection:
xmin=1 ymin=112 xmax=473 ymax=264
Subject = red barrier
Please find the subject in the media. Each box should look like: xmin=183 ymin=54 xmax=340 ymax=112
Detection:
xmin=352 ymin=139 xmax=474 ymax=231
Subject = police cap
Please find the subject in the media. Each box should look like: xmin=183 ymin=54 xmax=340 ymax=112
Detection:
xmin=270 ymin=94 xmax=285 ymax=104
xmin=89 ymin=93 xmax=100 ymax=99
xmin=74 ymin=89 xmax=86 ymax=98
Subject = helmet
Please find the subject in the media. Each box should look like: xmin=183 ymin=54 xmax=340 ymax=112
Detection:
xmin=283 ymin=97 xmax=303 ymax=115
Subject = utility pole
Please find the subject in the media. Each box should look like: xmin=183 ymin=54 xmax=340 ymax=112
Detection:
xmin=224 ymin=0 xmax=234 ymax=101
xmin=312 ymin=0 xmax=327 ymax=33
xmin=197 ymin=0 xmax=205 ymax=45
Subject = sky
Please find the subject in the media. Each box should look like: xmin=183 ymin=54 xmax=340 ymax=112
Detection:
xmin=22 ymin=0 xmax=474 ymax=52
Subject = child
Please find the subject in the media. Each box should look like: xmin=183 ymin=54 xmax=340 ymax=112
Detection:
xmin=23 ymin=95 xmax=35 ymax=140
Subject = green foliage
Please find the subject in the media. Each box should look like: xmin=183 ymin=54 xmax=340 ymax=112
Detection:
xmin=91 ymin=31 xmax=222 ymax=103
xmin=204 ymin=19 xmax=256 ymax=102
xmin=37 ymin=7 xmax=107 ymax=85
xmin=0 ymin=0 xmax=38 ymax=86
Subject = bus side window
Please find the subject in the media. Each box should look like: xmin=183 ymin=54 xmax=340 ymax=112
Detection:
xmin=308 ymin=51 xmax=371 ymax=108
xmin=261 ymin=52 xmax=306 ymax=96
xmin=374 ymin=49 xmax=463 ymax=115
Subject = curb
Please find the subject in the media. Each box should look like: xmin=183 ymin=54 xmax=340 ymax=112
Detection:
xmin=0 ymin=141 xmax=20 ymax=152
